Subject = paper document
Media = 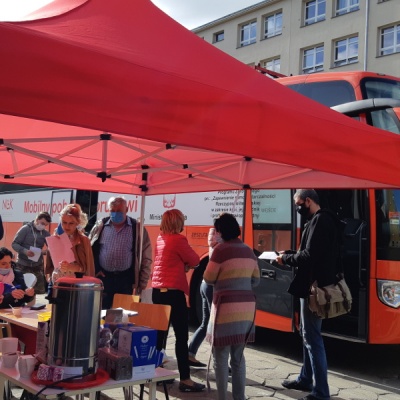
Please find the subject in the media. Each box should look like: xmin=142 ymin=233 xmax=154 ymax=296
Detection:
xmin=28 ymin=246 xmax=41 ymax=262
xmin=258 ymin=251 xmax=279 ymax=260
xmin=46 ymin=233 xmax=76 ymax=267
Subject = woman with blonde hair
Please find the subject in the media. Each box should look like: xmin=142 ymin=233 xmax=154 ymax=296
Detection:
xmin=45 ymin=203 xmax=95 ymax=282
xmin=152 ymin=209 xmax=205 ymax=393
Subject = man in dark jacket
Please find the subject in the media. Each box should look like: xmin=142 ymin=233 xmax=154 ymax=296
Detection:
xmin=276 ymin=189 xmax=342 ymax=400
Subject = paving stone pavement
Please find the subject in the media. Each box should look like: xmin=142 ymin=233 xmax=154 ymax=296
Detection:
xmin=11 ymin=296 xmax=400 ymax=399
xmin=12 ymin=326 xmax=400 ymax=400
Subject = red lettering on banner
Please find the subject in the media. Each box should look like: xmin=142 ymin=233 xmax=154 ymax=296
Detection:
xmin=2 ymin=199 xmax=14 ymax=210
xmin=24 ymin=201 xmax=50 ymax=214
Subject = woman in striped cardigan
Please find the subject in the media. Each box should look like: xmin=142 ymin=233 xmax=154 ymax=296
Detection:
xmin=204 ymin=213 xmax=260 ymax=400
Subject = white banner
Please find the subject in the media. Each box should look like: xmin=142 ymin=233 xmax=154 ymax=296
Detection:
xmin=0 ymin=190 xmax=73 ymax=222
xmin=97 ymin=191 xmax=245 ymax=226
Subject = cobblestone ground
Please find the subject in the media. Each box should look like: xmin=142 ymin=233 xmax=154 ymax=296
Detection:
xmin=9 ymin=295 xmax=400 ymax=399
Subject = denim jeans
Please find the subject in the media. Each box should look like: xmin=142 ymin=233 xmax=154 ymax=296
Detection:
xmin=213 ymin=344 xmax=246 ymax=400
xmin=298 ymin=298 xmax=330 ymax=399
xmin=188 ymin=280 xmax=213 ymax=357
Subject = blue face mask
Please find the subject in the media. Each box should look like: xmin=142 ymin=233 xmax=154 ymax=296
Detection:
xmin=110 ymin=212 xmax=125 ymax=224
xmin=0 ymin=268 xmax=11 ymax=276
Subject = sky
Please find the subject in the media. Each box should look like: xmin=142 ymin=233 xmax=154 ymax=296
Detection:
xmin=151 ymin=0 xmax=262 ymax=29
xmin=0 ymin=0 xmax=262 ymax=29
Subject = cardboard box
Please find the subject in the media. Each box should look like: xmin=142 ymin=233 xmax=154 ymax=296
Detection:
xmin=117 ymin=326 xmax=157 ymax=367
xmin=106 ymin=352 xmax=133 ymax=381
xmin=36 ymin=320 xmax=50 ymax=363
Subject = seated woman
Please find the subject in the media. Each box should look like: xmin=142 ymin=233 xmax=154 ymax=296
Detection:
xmin=0 ymin=247 xmax=35 ymax=308
xmin=45 ymin=203 xmax=95 ymax=283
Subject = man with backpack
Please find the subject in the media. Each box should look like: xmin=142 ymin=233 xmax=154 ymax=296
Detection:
xmin=89 ymin=196 xmax=152 ymax=308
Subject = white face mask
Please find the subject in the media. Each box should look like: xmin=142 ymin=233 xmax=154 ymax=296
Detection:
xmin=35 ymin=223 xmax=46 ymax=231
xmin=0 ymin=268 xmax=10 ymax=276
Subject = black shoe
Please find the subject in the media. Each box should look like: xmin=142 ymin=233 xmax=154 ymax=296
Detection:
xmin=157 ymin=378 xmax=175 ymax=386
xmin=281 ymin=379 xmax=312 ymax=392
xmin=188 ymin=359 xmax=207 ymax=367
xmin=179 ymin=382 xmax=205 ymax=392
xmin=297 ymin=395 xmax=320 ymax=400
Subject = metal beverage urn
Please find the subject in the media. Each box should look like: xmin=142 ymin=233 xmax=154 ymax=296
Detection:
xmin=47 ymin=276 xmax=103 ymax=377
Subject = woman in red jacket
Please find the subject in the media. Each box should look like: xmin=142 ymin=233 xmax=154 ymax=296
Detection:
xmin=152 ymin=209 xmax=205 ymax=393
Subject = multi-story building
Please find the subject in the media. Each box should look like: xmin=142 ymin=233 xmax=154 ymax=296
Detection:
xmin=192 ymin=0 xmax=400 ymax=77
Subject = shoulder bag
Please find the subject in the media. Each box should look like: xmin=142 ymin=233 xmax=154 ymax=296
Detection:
xmin=308 ymin=273 xmax=352 ymax=319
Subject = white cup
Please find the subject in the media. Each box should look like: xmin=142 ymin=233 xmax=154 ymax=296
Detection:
xmin=0 ymin=337 xmax=18 ymax=354
xmin=18 ymin=355 xmax=36 ymax=378
xmin=2 ymin=352 xmax=18 ymax=368
xmin=11 ymin=307 xmax=22 ymax=318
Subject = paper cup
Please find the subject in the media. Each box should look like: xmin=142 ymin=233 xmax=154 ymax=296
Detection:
xmin=11 ymin=307 xmax=22 ymax=318
xmin=2 ymin=352 xmax=18 ymax=368
xmin=0 ymin=337 xmax=18 ymax=354
xmin=18 ymin=355 xmax=37 ymax=378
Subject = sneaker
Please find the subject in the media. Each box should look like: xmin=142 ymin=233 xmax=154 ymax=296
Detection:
xmin=281 ymin=379 xmax=312 ymax=392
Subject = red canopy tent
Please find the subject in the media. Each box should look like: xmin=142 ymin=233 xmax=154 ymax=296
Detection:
xmin=0 ymin=0 xmax=400 ymax=194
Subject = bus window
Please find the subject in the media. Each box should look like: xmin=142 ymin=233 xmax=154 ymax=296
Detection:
xmin=377 ymin=189 xmax=400 ymax=260
xmin=286 ymin=80 xmax=356 ymax=107
xmin=369 ymin=109 xmax=400 ymax=134
xmin=362 ymin=78 xmax=400 ymax=100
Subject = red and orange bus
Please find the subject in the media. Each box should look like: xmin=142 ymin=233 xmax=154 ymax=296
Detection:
xmin=1 ymin=71 xmax=400 ymax=344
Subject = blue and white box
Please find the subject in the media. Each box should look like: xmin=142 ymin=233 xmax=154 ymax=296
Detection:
xmin=117 ymin=326 xmax=157 ymax=375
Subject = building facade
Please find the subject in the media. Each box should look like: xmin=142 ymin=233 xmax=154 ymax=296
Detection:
xmin=192 ymin=0 xmax=400 ymax=77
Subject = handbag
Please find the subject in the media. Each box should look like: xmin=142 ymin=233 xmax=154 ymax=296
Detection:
xmin=308 ymin=273 xmax=352 ymax=319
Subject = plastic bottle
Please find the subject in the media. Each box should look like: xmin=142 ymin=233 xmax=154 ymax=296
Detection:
xmin=98 ymin=323 xmax=112 ymax=349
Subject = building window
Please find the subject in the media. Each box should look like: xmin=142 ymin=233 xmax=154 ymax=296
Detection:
xmin=335 ymin=0 xmax=359 ymax=16
xmin=302 ymin=45 xmax=324 ymax=73
xmin=304 ymin=0 xmax=326 ymax=26
xmin=264 ymin=12 xmax=282 ymax=38
xmin=240 ymin=21 xmax=257 ymax=47
xmin=263 ymin=58 xmax=281 ymax=73
xmin=334 ymin=36 xmax=358 ymax=66
xmin=213 ymin=31 xmax=224 ymax=43
xmin=380 ymin=24 xmax=400 ymax=55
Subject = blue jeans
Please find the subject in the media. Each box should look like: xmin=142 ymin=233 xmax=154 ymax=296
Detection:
xmin=188 ymin=280 xmax=213 ymax=357
xmin=297 ymin=298 xmax=330 ymax=399
xmin=213 ymin=344 xmax=246 ymax=400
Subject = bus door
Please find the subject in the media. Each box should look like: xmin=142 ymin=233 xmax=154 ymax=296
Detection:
xmin=316 ymin=189 xmax=369 ymax=342
xmin=251 ymin=190 xmax=296 ymax=331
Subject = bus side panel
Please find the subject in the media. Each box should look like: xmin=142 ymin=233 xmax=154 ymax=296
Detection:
xmin=254 ymin=310 xmax=293 ymax=332
xmin=1 ymin=222 xmax=26 ymax=250
xmin=369 ymin=260 xmax=400 ymax=344
xmin=368 ymin=279 xmax=400 ymax=344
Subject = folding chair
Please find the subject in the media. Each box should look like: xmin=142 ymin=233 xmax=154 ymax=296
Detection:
xmin=111 ymin=295 xmax=172 ymax=400
xmin=111 ymin=293 xmax=140 ymax=310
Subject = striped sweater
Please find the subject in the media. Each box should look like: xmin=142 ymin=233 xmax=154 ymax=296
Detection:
xmin=204 ymin=238 xmax=260 ymax=347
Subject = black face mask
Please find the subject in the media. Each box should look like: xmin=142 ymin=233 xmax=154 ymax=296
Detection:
xmin=296 ymin=203 xmax=310 ymax=217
